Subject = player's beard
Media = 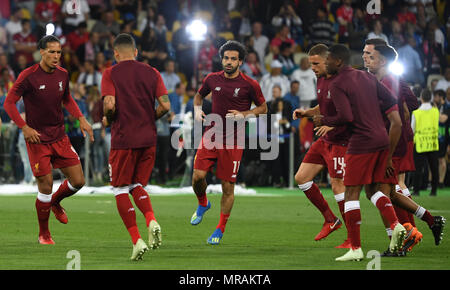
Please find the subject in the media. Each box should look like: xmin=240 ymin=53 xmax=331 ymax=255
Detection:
xmin=223 ymin=64 xmax=239 ymax=76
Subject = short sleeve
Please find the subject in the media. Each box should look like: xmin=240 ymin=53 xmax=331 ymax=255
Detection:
xmin=101 ymin=68 xmax=115 ymax=98
xmin=249 ymin=79 xmax=266 ymax=106
xmin=198 ymin=74 xmax=212 ymax=97
xmin=153 ymin=69 xmax=168 ymax=97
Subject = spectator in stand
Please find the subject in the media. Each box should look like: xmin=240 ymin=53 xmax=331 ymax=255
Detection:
xmin=76 ymin=31 xmax=105 ymax=63
xmin=12 ymin=19 xmax=37 ymax=66
xmin=367 ymin=19 xmax=389 ymax=45
xmin=276 ymin=41 xmax=299 ymax=77
xmin=140 ymin=26 xmax=168 ymax=72
xmin=348 ymin=7 xmax=369 ymax=51
xmin=241 ymin=51 xmax=266 ymax=81
xmin=67 ymin=21 xmax=90 ymax=55
xmin=271 ymin=2 xmax=303 ymax=46
xmin=270 ymin=24 xmax=296 ymax=57
xmin=0 ymin=24 xmax=8 ymax=54
xmin=34 ymin=0 xmax=61 ymax=32
xmin=290 ymin=56 xmax=316 ymax=109
xmin=95 ymin=51 xmax=111 ymax=74
xmin=87 ymin=86 xmax=105 ymax=184
xmin=161 ymin=59 xmax=181 ymax=94
xmin=260 ymin=59 xmax=291 ymax=103
xmin=388 ymin=20 xmax=405 ymax=49
xmin=428 ymin=18 xmax=445 ymax=54
xmin=433 ymin=89 xmax=449 ymax=188
xmin=435 ymin=68 xmax=450 ymax=92
xmin=421 ymin=28 xmax=446 ymax=79
xmin=398 ymin=34 xmax=425 ymax=86
xmin=77 ymin=60 xmax=102 ymax=90
xmin=308 ymin=6 xmax=335 ymax=48
xmin=250 ymin=21 xmax=269 ymax=68
xmin=397 ymin=2 xmax=417 ymax=26
xmin=138 ymin=5 xmax=157 ymax=33
xmin=91 ymin=10 xmax=121 ymax=46
xmin=5 ymin=8 xmax=23 ymax=53
xmin=198 ymin=34 xmax=218 ymax=77
xmin=61 ymin=0 xmax=90 ymax=33
xmin=13 ymin=54 xmax=28 ymax=78
xmin=336 ymin=0 xmax=353 ymax=43
xmin=0 ymin=53 xmax=15 ymax=81
xmin=172 ymin=16 xmax=195 ymax=84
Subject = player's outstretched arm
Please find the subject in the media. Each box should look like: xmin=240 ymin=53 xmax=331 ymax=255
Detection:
xmin=155 ymin=94 xmax=171 ymax=120
xmin=226 ymin=102 xmax=268 ymax=119
xmin=292 ymin=105 xmax=320 ymax=120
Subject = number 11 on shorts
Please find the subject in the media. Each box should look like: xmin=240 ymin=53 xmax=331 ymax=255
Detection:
xmin=231 ymin=161 xmax=241 ymax=178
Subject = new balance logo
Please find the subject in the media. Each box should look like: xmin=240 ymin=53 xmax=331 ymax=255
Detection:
xmin=139 ymin=196 xmax=148 ymax=200
xmin=128 ymin=208 xmax=135 ymax=212
xmin=39 ymin=85 xmax=46 ymax=90
xmin=215 ymin=87 xmax=221 ymax=91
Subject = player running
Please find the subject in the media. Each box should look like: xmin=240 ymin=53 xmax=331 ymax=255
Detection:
xmin=102 ymin=33 xmax=170 ymax=260
xmin=292 ymin=44 xmax=350 ymax=247
xmin=315 ymin=44 xmax=406 ymax=261
xmin=190 ymin=40 xmax=267 ymax=245
xmin=365 ymin=42 xmax=446 ymax=255
xmin=4 ymin=35 xmax=94 ymax=245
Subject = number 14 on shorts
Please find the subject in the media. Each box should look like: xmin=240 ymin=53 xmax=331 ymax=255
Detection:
xmin=333 ymin=157 xmax=345 ymax=175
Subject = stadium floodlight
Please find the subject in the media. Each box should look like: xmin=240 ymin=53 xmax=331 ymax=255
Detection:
xmin=186 ymin=19 xmax=207 ymax=41
xmin=46 ymin=23 xmax=55 ymax=36
xmin=389 ymin=61 xmax=404 ymax=76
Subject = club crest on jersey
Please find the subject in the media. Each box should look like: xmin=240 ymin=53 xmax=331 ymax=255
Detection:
xmin=233 ymin=88 xmax=240 ymax=97
xmin=59 ymin=81 xmax=63 ymax=91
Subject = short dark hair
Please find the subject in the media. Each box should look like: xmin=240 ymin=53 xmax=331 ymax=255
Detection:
xmin=434 ymin=89 xmax=446 ymax=98
xmin=38 ymin=35 xmax=60 ymax=49
xmin=328 ymin=44 xmax=350 ymax=65
xmin=308 ymin=44 xmax=328 ymax=58
xmin=365 ymin=38 xmax=387 ymax=46
xmin=373 ymin=44 xmax=398 ymax=63
xmin=113 ymin=33 xmax=136 ymax=49
xmin=219 ymin=40 xmax=247 ymax=61
xmin=421 ymin=88 xmax=432 ymax=102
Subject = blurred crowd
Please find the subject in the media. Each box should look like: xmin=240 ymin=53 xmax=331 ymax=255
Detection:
xmin=0 ymin=0 xmax=449 ymax=190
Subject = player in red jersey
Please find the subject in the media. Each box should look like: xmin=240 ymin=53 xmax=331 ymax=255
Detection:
xmin=4 ymin=35 xmax=94 ymax=245
xmin=102 ymin=33 xmax=170 ymax=260
xmin=366 ymin=42 xmax=445 ymax=254
xmin=190 ymin=40 xmax=267 ymax=245
xmin=315 ymin=44 xmax=406 ymax=261
xmin=292 ymin=44 xmax=350 ymax=247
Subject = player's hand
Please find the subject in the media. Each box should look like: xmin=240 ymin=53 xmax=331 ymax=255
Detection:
xmin=385 ymin=157 xmax=395 ymax=178
xmin=226 ymin=110 xmax=245 ymax=120
xmin=79 ymin=116 xmax=94 ymax=142
xmin=292 ymin=108 xmax=305 ymax=120
xmin=22 ymin=125 xmax=41 ymax=144
xmin=314 ymin=125 xmax=334 ymax=137
xmin=312 ymin=115 xmax=324 ymax=127
xmin=194 ymin=106 xmax=206 ymax=122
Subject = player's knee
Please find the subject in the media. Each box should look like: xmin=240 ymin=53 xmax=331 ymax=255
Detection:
xmin=294 ymin=172 xmax=308 ymax=186
xmin=69 ymin=176 xmax=85 ymax=190
xmin=192 ymin=171 xmax=206 ymax=185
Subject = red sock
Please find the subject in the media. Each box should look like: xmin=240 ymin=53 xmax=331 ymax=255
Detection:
xmin=52 ymin=179 xmax=77 ymax=205
xmin=115 ymin=193 xmax=140 ymax=244
xmin=371 ymin=192 xmax=398 ymax=229
xmin=36 ymin=196 xmax=52 ymax=235
xmin=393 ymin=205 xmax=410 ymax=225
xmin=415 ymin=206 xmax=434 ymax=228
xmin=216 ymin=212 xmax=230 ymax=233
xmin=344 ymin=201 xmax=361 ymax=249
xmin=196 ymin=193 xmax=208 ymax=207
xmin=300 ymin=182 xmax=336 ymax=223
xmin=131 ymin=186 xmax=155 ymax=227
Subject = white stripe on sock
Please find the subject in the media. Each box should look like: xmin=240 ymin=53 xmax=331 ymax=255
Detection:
xmin=370 ymin=191 xmax=386 ymax=206
xmin=415 ymin=206 xmax=426 ymax=219
xmin=37 ymin=192 xmax=52 ymax=203
xmin=129 ymin=183 xmax=142 ymax=191
xmin=298 ymin=181 xmax=313 ymax=192
xmin=334 ymin=192 xmax=345 ymax=202
xmin=344 ymin=200 xmax=360 ymax=213
xmin=395 ymin=184 xmax=402 ymax=192
xmin=67 ymin=181 xmax=80 ymax=192
xmin=113 ymin=186 xmax=130 ymax=196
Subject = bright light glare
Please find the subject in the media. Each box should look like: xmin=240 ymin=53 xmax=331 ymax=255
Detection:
xmin=46 ymin=23 xmax=55 ymax=36
xmin=389 ymin=61 xmax=404 ymax=76
xmin=186 ymin=19 xmax=207 ymax=41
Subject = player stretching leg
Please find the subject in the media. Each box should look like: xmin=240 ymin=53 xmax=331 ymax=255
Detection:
xmin=190 ymin=41 xmax=267 ymax=245
xmin=102 ymin=34 xmax=170 ymax=260
xmin=292 ymin=44 xmax=350 ymax=247
xmin=4 ymin=35 xmax=94 ymax=244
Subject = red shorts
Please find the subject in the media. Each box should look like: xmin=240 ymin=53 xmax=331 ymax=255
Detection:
xmin=109 ymin=146 xmax=156 ymax=187
xmin=344 ymin=149 xmax=398 ymax=186
xmin=193 ymin=140 xmax=244 ymax=183
xmin=398 ymin=141 xmax=415 ymax=173
xmin=302 ymin=138 xmax=347 ymax=179
xmin=26 ymin=135 xmax=80 ymax=177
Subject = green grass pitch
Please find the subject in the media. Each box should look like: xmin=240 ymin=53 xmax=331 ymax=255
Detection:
xmin=0 ymin=187 xmax=449 ymax=270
